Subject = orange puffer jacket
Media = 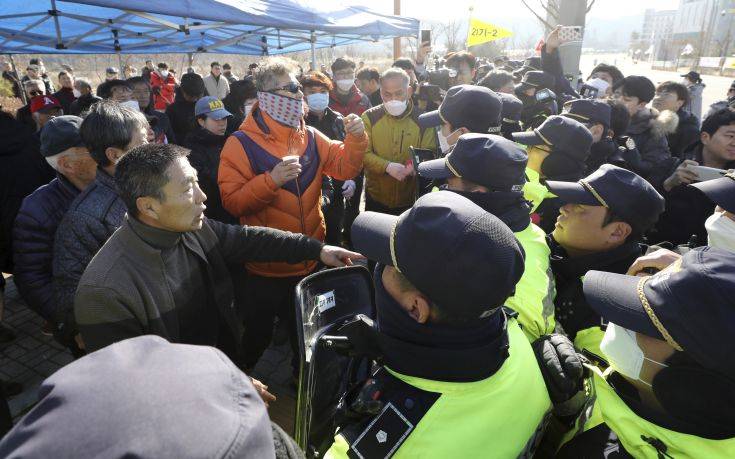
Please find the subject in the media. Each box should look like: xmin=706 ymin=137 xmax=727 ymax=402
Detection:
xmin=218 ymin=103 xmax=368 ymax=277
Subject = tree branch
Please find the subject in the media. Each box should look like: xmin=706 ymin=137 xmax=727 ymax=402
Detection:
xmin=520 ymin=0 xmax=555 ymax=30
xmin=586 ymin=0 xmax=596 ymax=13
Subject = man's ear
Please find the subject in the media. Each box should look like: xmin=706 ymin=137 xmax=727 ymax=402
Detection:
xmin=607 ymin=221 xmax=632 ymax=244
xmin=405 ymin=293 xmax=432 ymax=324
xmin=136 ymin=196 xmax=159 ymax=221
xmin=105 ymin=146 xmax=124 ymax=165
xmin=701 ymin=131 xmax=711 ymax=147
xmin=406 ymin=85 xmax=414 ymax=99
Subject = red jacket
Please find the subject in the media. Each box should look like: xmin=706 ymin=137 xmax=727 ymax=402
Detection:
xmin=329 ymin=85 xmax=371 ymax=117
xmin=150 ymin=71 xmax=177 ymax=110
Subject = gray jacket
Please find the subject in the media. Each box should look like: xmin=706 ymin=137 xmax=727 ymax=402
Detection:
xmin=684 ymin=82 xmax=705 ymax=123
xmin=52 ymin=168 xmax=126 ymax=338
xmin=203 ymin=73 xmax=230 ymax=100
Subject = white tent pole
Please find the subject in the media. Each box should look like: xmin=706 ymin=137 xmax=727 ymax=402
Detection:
xmin=310 ymin=31 xmax=316 ymax=70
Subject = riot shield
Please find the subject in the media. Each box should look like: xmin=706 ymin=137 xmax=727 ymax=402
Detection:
xmin=294 ymin=266 xmax=375 ymax=457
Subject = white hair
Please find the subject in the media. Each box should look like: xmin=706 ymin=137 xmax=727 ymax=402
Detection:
xmin=379 ymin=68 xmax=410 ymax=88
xmin=254 ymin=57 xmax=298 ymax=91
xmin=24 ymin=79 xmax=44 ymax=90
xmin=45 ymin=150 xmax=71 ymax=171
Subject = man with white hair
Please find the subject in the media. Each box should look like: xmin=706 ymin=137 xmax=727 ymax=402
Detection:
xmin=218 ymin=56 xmax=368 ymax=369
xmin=13 ymin=116 xmax=97 ymax=348
xmin=361 ymin=67 xmax=437 ymax=215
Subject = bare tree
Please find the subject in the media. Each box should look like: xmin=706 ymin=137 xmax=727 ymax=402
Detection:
xmin=437 ymin=19 xmax=464 ymax=53
xmin=520 ymin=0 xmax=596 ymax=31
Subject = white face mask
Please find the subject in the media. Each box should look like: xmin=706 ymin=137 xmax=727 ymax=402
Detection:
xmin=72 ymin=89 xmax=82 ymax=98
xmin=600 ymin=323 xmax=667 ymax=386
xmin=384 ymin=99 xmax=407 ymax=117
xmin=706 ymin=211 xmax=735 ymax=251
xmin=336 ymin=79 xmax=354 ymax=92
xmin=119 ymin=100 xmax=140 ymax=112
xmin=159 ymin=70 xmax=169 ymax=78
xmin=306 ymin=92 xmax=329 ymax=112
xmin=437 ymin=129 xmax=451 ymax=154
xmin=244 ymin=103 xmax=253 ymax=117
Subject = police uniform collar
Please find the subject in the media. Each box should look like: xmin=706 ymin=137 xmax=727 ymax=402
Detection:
xmin=548 ymin=236 xmax=643 ymax=281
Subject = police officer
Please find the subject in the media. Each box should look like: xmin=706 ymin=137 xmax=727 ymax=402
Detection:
xmin=499 ymin=92 xmax=523 ymax=140
xmin=418 ymin=134 xmax=555 ymax=341
xmin=416 ymin=84 xmax=502 ymax=156
xmin=515 ymin=70 xmax=558 ymax=129
xmin=325 ymin=191 xmax=552 ymax=458
xmin=691 ymin=171 xmax=735 ymax=251
xmin=512 ymin=115 xmax=593 ymax=230
xmin=558 ymin=248 xmax=735 ymax=457
xmin=546 ymin=164 xmax=665 ymax=357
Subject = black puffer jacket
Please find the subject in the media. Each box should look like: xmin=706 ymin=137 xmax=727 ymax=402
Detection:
xmin=626 ymin=108 xmax=677 ymax=179
xmin=12 ymin=174 xmax=81 ymax=321
xmin=0 ymin=112 xmax=51 ymax=279
xmin=166 ymin=87 xmax=197 ymax=145
xmin=667 ymin=109 xmax=700 ymax=159
xmin=184 ymin=127 xmax=236 ymax=224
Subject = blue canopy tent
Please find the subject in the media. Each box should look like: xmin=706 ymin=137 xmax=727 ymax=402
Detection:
xmin=0 ymin=0 xmax=419 ymax=64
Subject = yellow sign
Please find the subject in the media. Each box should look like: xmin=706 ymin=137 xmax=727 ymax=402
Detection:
xmin=466 ymin=18 xmax=513 ymax=47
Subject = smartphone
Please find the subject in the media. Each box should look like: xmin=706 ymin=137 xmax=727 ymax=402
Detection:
xmin=559 ymin=26 xmax=583 ymax=43
xmin=409 ymin=146 xmax=436 ymax=169
xmin=689 ymin=165 xmax=726 ymax=182
xmin=420 ymin=29 xmax=431 ymax=44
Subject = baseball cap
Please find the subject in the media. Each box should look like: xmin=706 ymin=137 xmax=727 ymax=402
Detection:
xmin=583 ymin=247 xmax=735 ymax=380
xmin=546 ymin=164 xmax=665 ymax=234
xmin=690 ymin=172 xmax=735 ymax=214
xmin=351 ymin=191 xmax=525 ymax=320
xmin=418 ymin=133 xmax=526 ymax=191
xmin=30 ymin=95 xmax=62 ymax=114
xmin=680 ymin=70 xmax=701 ymax=82
xmin=194 ymin=96 xmax=232 ymax=119
xmin=417 ymin=85 xmax=502 ymax=134
xmin=0 ymin=336 xmax=276 ymax=457
xmin=40 ymin=115 xmax=84 ymax=157
xmin=516 ymin=70 xmax=555 ymax=92
xmin=562 ymin=99 xmax=612 ymax=130
xmin=500 ymin=93 xmax=523 ymax=124
xmin=106 ymin=66 xmax=119 ymax=74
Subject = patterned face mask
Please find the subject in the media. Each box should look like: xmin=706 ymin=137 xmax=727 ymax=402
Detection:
xmin=257 ymin=91 xmax=304 ymax=128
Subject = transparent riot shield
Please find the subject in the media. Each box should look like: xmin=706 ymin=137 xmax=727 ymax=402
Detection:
xmin=294 ymin=266 xmax=375 ymax=457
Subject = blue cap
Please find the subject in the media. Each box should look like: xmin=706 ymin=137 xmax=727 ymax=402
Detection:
xmin=499 ymin=93 xmax=522 ymax=124
xmin=351 ymin=191 xmax=525 ymax=320
xmin=562 ymin=99 xmax=611 ymax=130
xmin=417 ymin=133 xmax=527 ymax=191
xmin=418 ymin=85 xmax=502 ymax=134
xmin=194 ymin=96 xmax=232 ymax=119
xmin=584 ymin=247 xmax=735 ymax=380
xmin=40 ymin=115 xmax=84 ymax=157
xmin=690 ymin=173 xmax=735 ymax=214
xmin=546 ymin=164 xmax=665 ymax=234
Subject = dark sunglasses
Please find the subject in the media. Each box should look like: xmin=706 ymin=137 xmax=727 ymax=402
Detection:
xmin=269 ymin=82 xmax=302 ymax=94
xmin=29 ymin=90 xmax=43 ymax=97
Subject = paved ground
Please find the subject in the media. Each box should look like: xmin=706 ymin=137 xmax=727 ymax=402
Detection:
xmin=0 ymin=275 xmax=298 ymax=433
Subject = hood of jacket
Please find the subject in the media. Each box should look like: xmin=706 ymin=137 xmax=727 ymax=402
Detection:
xmin=629 ymin=108 xmax=679 ymax=139
xmin=0 ymin=336 xmax=276 ymax=458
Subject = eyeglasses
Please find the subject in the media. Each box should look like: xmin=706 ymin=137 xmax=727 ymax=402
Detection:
xmin=269 ymin=82 xmax=302 ymax=94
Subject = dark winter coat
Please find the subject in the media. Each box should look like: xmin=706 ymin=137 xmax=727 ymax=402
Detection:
xmin=184 ymin=127 xmax=235 ymax=224
xmin=52 ymin=87 xmax=76 ymax=115
xmin=166 ymin=88 xmax=197 ymax=145
xmin=667 ymin=109 xmax=700 ymax=159
xmin=626 ymin=108 xmax=677 ymax=179
xmin=12 ymin=174 xmax=81 ymax=321
xmin=52 ymin=169 xmax=126 ymax=337
xmin=68 ymin=93 xmax=102 ymax=117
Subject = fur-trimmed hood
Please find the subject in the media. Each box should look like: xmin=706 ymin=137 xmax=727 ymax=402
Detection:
xmin=628 ymin=107 xmax=679 ymax=139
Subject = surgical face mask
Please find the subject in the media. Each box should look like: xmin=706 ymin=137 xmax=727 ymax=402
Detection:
xmin=336 ymin=79 xmax=354 ymax=92
xmin=705 ymin=211 xmax=735 ymax=251
xmin=384 ymin=99 xmax=407 ymax=117
xmin=119 ymin=100 xmax=140 ymax=112
xmin=437 ymin=129 xmax=451 ymax=154
xmin=600 ymin=323 xmax=667 ymax=386
xmin=306 ymin=92 xmax=329 ymax=112
xmin=72 ymin=89 xmax=82 ymax=98
xmin=159 ymin=70 xmax=169 ymax=78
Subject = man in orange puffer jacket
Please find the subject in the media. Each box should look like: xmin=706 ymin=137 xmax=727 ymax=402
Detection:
xmin=219 ymin=57 xmax=368 ymax=368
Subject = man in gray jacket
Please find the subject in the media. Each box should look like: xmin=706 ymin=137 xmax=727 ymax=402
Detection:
xmin=203 ymin=61 xmax=230 ymax=100
xmin=52 ymin=100 xmax=149 ymax=349
xmin=74 ymin=143 xmax=361 ymax=355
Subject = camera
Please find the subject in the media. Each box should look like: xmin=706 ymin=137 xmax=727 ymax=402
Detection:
xmin=427 ymin=67 xmax=458 ymax=91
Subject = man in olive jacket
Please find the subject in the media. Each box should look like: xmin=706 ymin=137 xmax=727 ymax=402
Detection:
xmin=74 ymin=144 xmax=362 ymax=355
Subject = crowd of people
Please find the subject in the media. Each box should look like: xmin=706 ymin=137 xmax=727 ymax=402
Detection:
xmin=1 ymin=23 xmax=735 ymax=457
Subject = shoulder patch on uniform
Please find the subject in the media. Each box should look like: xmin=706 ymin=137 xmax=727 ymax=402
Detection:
xmin=348 ymin=402 xmax=413 ymax=459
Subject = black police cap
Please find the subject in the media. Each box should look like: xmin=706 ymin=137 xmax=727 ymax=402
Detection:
xmin=351 ymin=191 xmax=525 ymax=320
xmin=418 ymin=133 xmax=527 ymax=191
xmin=499 ymin=93 xmax=522 ymax=124
xmin=584 ymin=247 xmax=735 ymax=381
xmin=512 ymin=115 xmax=593 ymax=162
xmin=690 ymin=172 xmax=735 ymax=214
xmin=517 ymin=71 xmax=555 ymax=91
xmin=562 ymin=99 xmax=612 ymax=130
xmin=546 ymin=164 xmax=665 ymax=234
xmin=418 ymin=85 xmax=502 ymax=134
